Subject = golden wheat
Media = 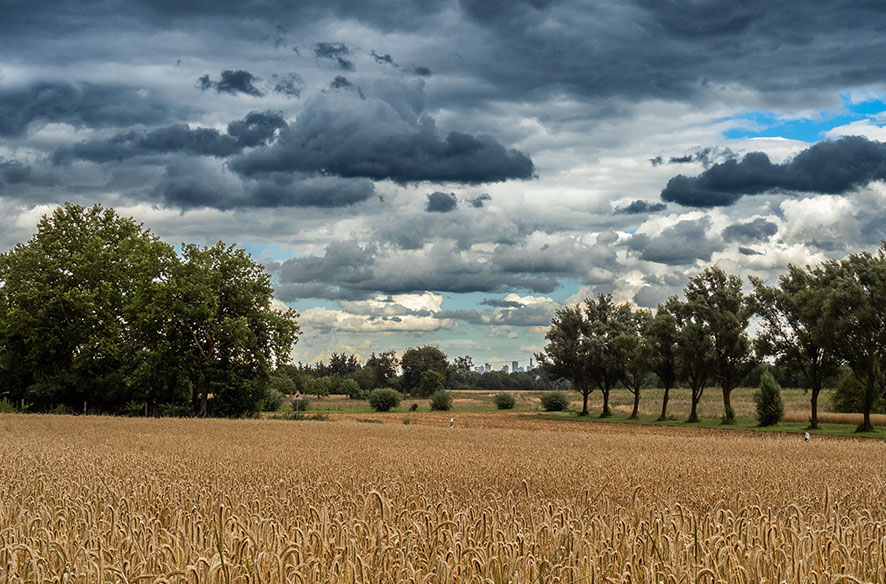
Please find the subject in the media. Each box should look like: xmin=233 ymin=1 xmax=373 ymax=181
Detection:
xmin=1 ymin=413 xmax=884 ymax=583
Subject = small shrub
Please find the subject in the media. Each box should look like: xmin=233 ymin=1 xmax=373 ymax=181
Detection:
xmin=540 ymin=391 xmax=570 ymax=412
xmin=368 ymin=388 xmax=401 ymax=412
xmin=430 ymin=390 xmax=453 ymax=411
xmin=339 ymin=378 xmax=361 ymax=399
xmin=261 ymin=386 xmax=285 ymax=412
xmin=0 ymin=398 xmax=19 ymax=414
xmin=494 ymin=392 xmax=516 ymax=410
xmin=753 ymin=369 xmax=784 ymax=426
xmin=409 ymin=403 xmax=418 ymax=411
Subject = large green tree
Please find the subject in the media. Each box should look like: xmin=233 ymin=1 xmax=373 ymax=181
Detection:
xmin=364 ymin=350 xmax=399 ymax=389
xmin=0 ymin=204 xmax=300 ymax=417
xmin=537 ymin=294 xmax=634 ymax=417
xmin=537 ymin=304 xmax=595 ymax=415
xmin=824 ymin=248 xmax=886 ymax=432
xmin=400 ymin=345 xmax=449 ymax=394
xmin=618 ymin=308 xmax=653 ymax=420
xmin=684 ymin=267 xmax=756 ymax=424
xmin=584 ymin=295 xmax=634 ymax=418
xmin=750 ymin=265 xmax=841 ymax=429
xmin=643 ymin=305 xmax=679 ymax=421
xmin=0 ymin=203 xmax=175 ymax=411
xmin=668 ymin=296 xmax=716 ymax=423
xmin=142 ymin=242 xmax=300 ymax=417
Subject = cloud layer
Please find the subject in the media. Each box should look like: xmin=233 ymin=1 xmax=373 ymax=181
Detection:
xmin=3 ymin=0 xmax=886 ymax=363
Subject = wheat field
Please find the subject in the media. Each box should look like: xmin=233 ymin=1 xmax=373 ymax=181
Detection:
xmin=1 ymin=413 xmax=885 ymax=583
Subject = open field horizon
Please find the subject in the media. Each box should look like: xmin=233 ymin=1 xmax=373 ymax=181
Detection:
xmin=289 ymin=386 xmax=886 ymax=429
xmin=2 ymin=413 xmax=885 ymax=582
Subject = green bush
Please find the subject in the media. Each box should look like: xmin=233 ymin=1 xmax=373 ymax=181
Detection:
xmin=339 ymin=378 xmax=361 ymax=399
xmin=494 ymin=392 xmax=515 ymax=410
xmin=0 ymin=398 xmax=20 ymax=413
xmin=540 ymin=391 xmax=570 ymax=412
xmin=418 ymin=370 xmax=445 ymax=398
xmin=368 ymin=388 xmax=402 ymax=412
xmin=306 ymin=376 xmax=332 ymax=398
xmin=753 ymin=369 xmax=784 ymax=426
xmin=830 ymin=369 xmax=886 ymax=413
xmin=430 ymin=390 xmax=453 ymax=411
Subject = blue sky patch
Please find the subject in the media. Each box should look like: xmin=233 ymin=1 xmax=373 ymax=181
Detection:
xmin=723 ymin=95 xmax=886 ymax=142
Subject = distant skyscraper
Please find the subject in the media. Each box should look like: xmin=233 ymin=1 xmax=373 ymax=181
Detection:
xmin=512 ymin=361 xmax=518 ymax=372
xmin=503 ymin=365 xmax=509 ymax=374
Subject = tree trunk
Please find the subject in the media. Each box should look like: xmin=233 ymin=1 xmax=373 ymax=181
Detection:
xmin=721 ymin=385 xmax=735 ymax=424
xmin=197 ymin=373 xmax=210 ymax=417
xmin=808 ymin=383 xmax=820 ymax=429
xmin=600 ymin=388 xmax=611 ymax=418
xmin=687 ymin=387 xmax=700 ymax=423
xmin=658 ymin=385 xmax=671 ymax=421
xmin=859 ymin=375 xmax=875 ymax=432
xmin=581 ymin=390 xmax=589 ymax=416
xmin=629 ymin=388 xmax=640 ymax=419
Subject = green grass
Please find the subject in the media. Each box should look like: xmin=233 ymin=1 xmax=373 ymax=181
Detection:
xmin=278 ymin=386 xmax=886 ymax=438
xmin=538 ymin=410 xmax=886 ymax=439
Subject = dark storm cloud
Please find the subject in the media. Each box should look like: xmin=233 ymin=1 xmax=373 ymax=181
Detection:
xmin=426 ymin=191 xmax=458 ymax=212
xmin=226 ymin=111 xmax=287 ymax=146
xmin=628 ymin=218 xmax=722 ymax=264
xmin=157 ymin=160 xmax=375 ymax=209
xmin=371 ymin=51 xmax=396 ymax=66
xmin=406 ymin=65 xmax=432 ymax=77
xmin=274 ymin=240 xmax=560 ymax=301
xmin=6 ymin=1 xmax=886 ymax=114
xmin=198 ymin=70 xmax=264 ymax=97
xmin=615 ymin=200 xmax=667 ymax=214
xmin=57 ymin=111 xmax=286 ymax=163
xmin=661 ymin=137 xmax=886 ymax=207
xmin=0 ymin=82 xmax=177 ymax=137
xmin=246 ymin=176 xmax=376 ymax=208
xmin=738 ymin=247 xmax=762 ymax=256
xmin=470 ymin=194 xmax=492 ymax=207
xmin=271 ymin=73 xmax=304 ymax=98
xmin=651 ymin=148 xmax=736 ymax=168
xmin=370 ymin=51 xmax=432 ymax=77
xmin=329 ymin=76 xmax=354 ymax=90
xmin=455 ymin=1 xmax=886 ymax=106
xmin=313 ymin=42 xmax=355 ymax=71
xmin=722 ymin=217 xmax=778 ymax=242
xmin=230 ymin=90 xmax=534 ymax=185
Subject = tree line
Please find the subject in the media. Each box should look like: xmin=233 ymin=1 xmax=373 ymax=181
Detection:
xmin=275 ymin=346 xmax=561 ymax=402
xmin=537 ymin=246 xmax=886 ymax=432
xmin=0 ymin=204 xmax=299 ymax=417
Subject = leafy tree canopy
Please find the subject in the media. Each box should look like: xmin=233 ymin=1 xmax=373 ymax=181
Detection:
xmin=0 ymin=203 xmax=299 ymax=417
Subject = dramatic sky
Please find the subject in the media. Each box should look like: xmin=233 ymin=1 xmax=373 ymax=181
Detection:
xmin=4 ymin=1 xmax=886 ymax=368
